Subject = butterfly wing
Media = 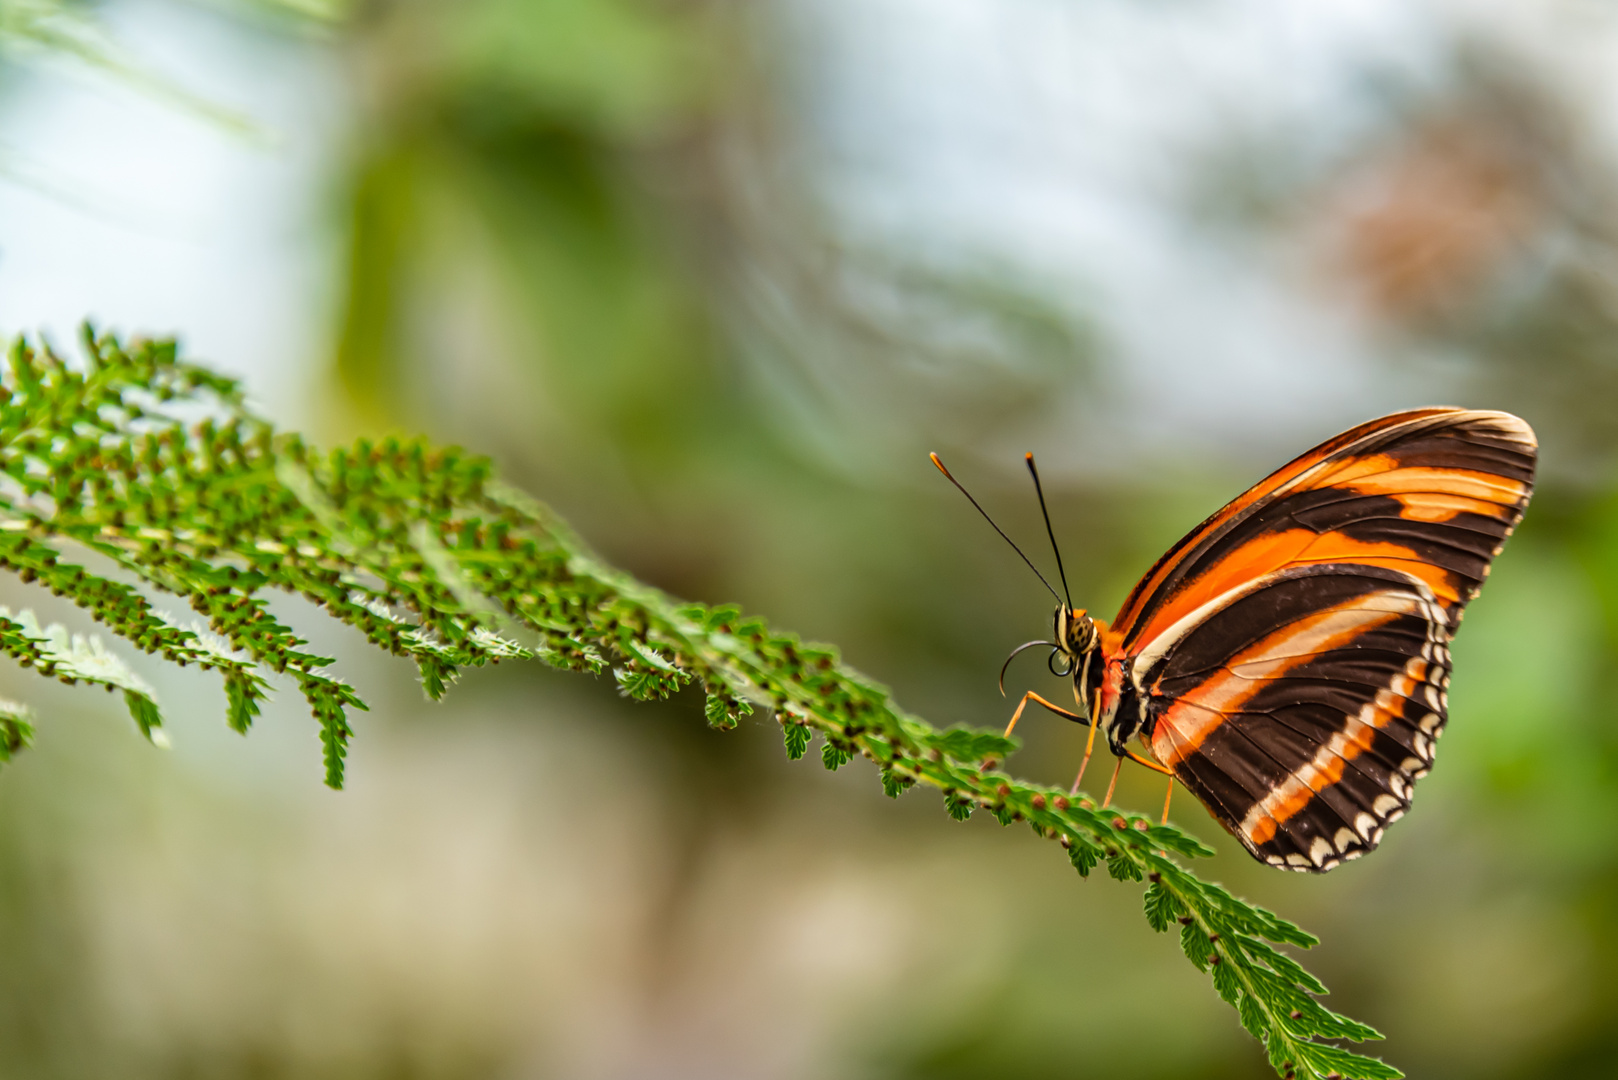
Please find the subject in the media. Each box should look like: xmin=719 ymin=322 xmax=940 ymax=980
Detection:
xmin=1147 ymin=565 xmax=1453 ymax=870
xmin=1113 ymin=408 xmax=1535 ymax=651
xmin=1118 ymin=409 xmax=1536 ymax=871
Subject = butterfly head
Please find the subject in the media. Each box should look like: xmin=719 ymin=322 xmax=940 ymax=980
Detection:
xmin=1055 ymin=605 xmax=1095 ymax=654
xmin=1049 ymin=605 xmax=1098 ymax=678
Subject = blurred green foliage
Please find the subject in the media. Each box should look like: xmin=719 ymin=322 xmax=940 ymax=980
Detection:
xmin=0 ymin=326 xmax=1393 ymax=1078
xmin=333 ymin=0 xmax=721 ymax=466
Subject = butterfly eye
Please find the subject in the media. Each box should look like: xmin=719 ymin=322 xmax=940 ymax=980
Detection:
xmin=1065 ymin=613 xmax=1095 ymax=655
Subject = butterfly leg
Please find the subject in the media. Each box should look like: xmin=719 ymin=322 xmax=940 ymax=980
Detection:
xmin=1118 ymin=748 xmax=1177 ymax=822
xmin=1126 ymin=748 xmax=1177 ymax=822
xmin=1068 ymin=689 xmax=1102 ymax=795
xmin=1002 ymin=691 xmax=1086 ymax=738
xmin=1101 ymin=754 xmax=1124 ymax=807
xmin=1123 ymin=748 xmax=1174 ymax=776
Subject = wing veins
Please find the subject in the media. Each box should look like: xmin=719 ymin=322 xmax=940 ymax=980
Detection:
xmin=1230 ymin=703 xmax=1425 ymax=801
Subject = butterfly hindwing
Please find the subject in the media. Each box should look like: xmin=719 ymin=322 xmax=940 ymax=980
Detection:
xmin=1146 ymin=566 xmax=1449 ymax=869
xmin=1119 ymin=409 xmax=1535 ymax=871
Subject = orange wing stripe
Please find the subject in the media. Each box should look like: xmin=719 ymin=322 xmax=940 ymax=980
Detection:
xmin=1109 ymin=409 xmax=1468 ymax=637
xmin=1376 ymin=491 xmax=1516 ymax=523
xmin=1132 ymin=530 xmax=1460 ymax=657
xmin=1340 ymin=465 xmax=1527 ymax=513
xmin=1151 ymin=595 xmax=1416 ymax=770
xmin=1110 ymin=409 xmax=1535 ymax=652
xmin=1239 ymin=663 xmax=1425 ymax=846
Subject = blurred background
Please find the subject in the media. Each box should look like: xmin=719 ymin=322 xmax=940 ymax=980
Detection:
xmin=0 ymin=0 xmax=1615 ymax=1076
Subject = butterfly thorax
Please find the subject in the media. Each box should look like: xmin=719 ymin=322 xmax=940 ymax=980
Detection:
xmin=1096 ymin=654 xmax=1149 ymax=755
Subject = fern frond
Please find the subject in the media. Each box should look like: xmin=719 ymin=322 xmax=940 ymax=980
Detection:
xmin=0 ymin=326 xmax=1398 ymax=1080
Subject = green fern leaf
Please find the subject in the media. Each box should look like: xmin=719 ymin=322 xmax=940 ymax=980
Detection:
xmin=0 ymin=328 xmax=1401 ymax=1079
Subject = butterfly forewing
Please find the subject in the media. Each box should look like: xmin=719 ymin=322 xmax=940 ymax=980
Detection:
xmin=1116 ymin=409 xmax=1535 ymax=653
xmin=1121 ymin=409 xmax=1535 ymax=872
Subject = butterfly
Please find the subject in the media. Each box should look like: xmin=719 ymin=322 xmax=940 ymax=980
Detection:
xmin=933 ymin=407 xmax=1536 ymax=872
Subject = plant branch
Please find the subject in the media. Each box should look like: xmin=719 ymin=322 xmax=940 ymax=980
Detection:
xmin=0 ymin=327 xmax=1399 ymax=1080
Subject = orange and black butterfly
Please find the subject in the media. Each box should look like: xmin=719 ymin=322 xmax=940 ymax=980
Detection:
xmin=934 ymin=407 xmax=1536 ymax=872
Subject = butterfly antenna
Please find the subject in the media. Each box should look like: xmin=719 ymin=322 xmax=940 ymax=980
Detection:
xmin=1024 ymin=452 xmax=1073 ymax=610
xmin=930 ymin=452 xmax=1063 ymax=605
